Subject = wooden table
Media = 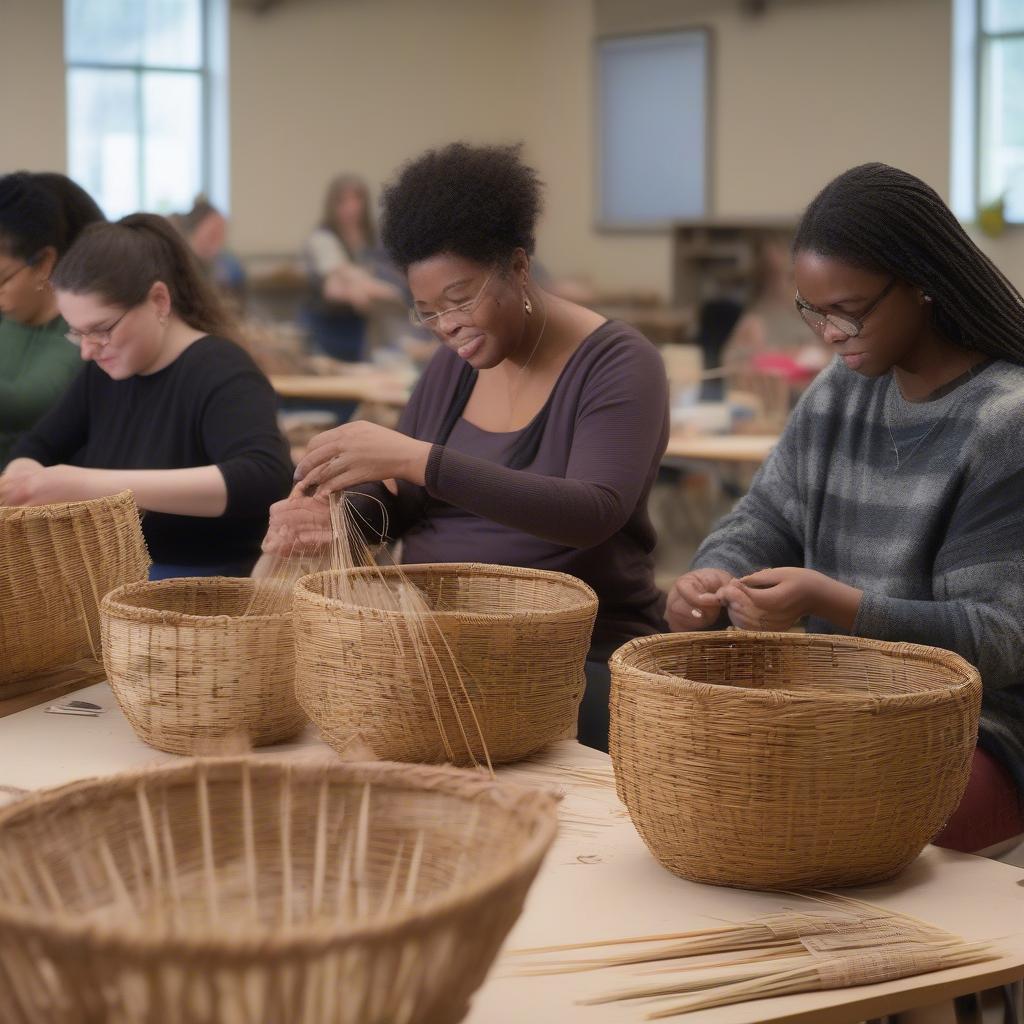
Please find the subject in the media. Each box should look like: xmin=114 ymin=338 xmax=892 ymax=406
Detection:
xmin=0 ymin=659 xmax=105 ymax=719
xmin=270 ymin=371 xmax=411 ymax=406
xmin=0 ymin=682 xmax=1021 ymax=1023
xmin=595 ymin=304 xmax=694 ymax=345
xmin=663 ymin=433 xmax=778 ymax=465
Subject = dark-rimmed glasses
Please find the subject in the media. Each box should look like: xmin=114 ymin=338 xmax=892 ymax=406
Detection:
xmin=65 ymin=308 xmax=131 ymax=347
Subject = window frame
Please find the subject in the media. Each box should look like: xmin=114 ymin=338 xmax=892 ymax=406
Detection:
xmin=64 ymin=0 xmax=228 ymax=216
xmin=952 ymin=0 xmax=1024 ymax=223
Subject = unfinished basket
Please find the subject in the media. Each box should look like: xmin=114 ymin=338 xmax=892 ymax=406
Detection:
xmin=294 ymin=563 xmax=598 ymax=766
xmin=101 ymin=577 xmax=305 ymax=755
xmin=0 ymin=491 xmax=149 ymax=694
xmin=0 ymin=758 xmax=557 ymax=1024
xmin=610 ymin=631 xmax=982 ymax=890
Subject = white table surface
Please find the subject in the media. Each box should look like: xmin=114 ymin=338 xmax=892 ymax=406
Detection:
xmin=2 ymin=681 xmax=1023 ymax=1024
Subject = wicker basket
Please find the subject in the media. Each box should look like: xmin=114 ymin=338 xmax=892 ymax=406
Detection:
xmin=101 ymin=577 xmax=305 ymax=755
xmin=0 ymin=758 xmax=557 ymax=1024
xmin=294 ymin=563 xmax=598 ymax=766
xmin=0 ymin=491 xmax=149 ymax=693
xmin=610 ymin=631 xmax=982 ymax=890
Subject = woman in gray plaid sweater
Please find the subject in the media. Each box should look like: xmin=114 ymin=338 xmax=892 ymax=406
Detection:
xmin=668 ymin=164 xmax=1024 ymax=854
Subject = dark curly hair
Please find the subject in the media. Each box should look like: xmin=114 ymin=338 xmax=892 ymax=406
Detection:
xmin=380 ymin=142 xmax=543 ymax=272
xmin=0 ymin=171 xmax=105 ymax=262
xmin=794 ymin=162 xmax=1024 ymax=364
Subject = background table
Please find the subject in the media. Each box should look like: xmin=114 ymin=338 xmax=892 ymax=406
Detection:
xmin=663 ymin=433 xmax=778 ymax=465
xmin=0 ymin=682 xmax=1021 ymax=1024
xmin=270 ymin=371 xmax=411 ymax=406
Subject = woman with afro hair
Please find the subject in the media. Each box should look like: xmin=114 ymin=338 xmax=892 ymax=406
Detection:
xmin=265 ymin=142 xmax=670 ymax=751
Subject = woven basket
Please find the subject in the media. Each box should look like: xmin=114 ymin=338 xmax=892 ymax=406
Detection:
xmin=610 ymin=631 xmax=982 ymax=890
xmin=101 ymin=577 xmax=305 ymax=755
xmin=294 ymin=563 xmax=598 ymax=766
xmin=0 ymin=758 xmax=557 ymax=1024
xmin=0 ymin=491 xmax=149 ymax=693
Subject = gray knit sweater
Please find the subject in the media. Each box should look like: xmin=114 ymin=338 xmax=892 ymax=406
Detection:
xmin=692 ymin=357 xmax=1024 ymax=793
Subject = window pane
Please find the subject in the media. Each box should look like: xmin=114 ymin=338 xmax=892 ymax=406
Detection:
xmin=65 ymin=0 xmax=202 ymax=69
xmin=67 ymin=68 xmax=140 ymax=220
xmin=983 ymin=0 xmax=1024 ymax=33
xmin=980 ymin=37 xmax=1024 ymax=220
xmin=142 ymin=72 xmax=203 ymax=213
xmin=599 ymin=32 xmax=707 ymax=224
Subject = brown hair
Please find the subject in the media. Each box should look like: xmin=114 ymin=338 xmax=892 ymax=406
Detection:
xmin=51 ymin=212 xmax=240 ymax=343
xmin=319 ymin=174 xmax=375 ymax=254
xmin=177 ymin=194 xmax=221 ymax=236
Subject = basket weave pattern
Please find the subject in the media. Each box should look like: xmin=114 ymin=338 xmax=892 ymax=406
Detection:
xmin=0 ymin=759 xmax=557 ymax=1024
xmin=0 ymin=492 xmax=149 ymax=691
xmin=610 ymin=631 xmax=982 ymax=890
xmin=294 ymin=563 xmax=598 ymax=766
xmin=101 ymin=577 xmax=305 ymax=755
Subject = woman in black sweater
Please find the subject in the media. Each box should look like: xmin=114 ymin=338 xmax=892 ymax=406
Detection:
xmin=0 ymin=214 xmax=292 ymax=579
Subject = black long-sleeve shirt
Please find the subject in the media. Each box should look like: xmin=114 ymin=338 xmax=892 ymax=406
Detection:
xmin=11 ymin=335 xmax=292 ymax=569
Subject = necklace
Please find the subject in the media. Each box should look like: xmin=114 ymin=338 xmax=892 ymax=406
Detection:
xmin=507 ymin=294 xmax=549 ymax=417
xmin=885 ymin=362 xmax=983 ymax=470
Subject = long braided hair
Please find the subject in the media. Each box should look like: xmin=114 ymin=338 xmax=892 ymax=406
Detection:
xmin=793 ymin=163 xmax=1024 ymax=364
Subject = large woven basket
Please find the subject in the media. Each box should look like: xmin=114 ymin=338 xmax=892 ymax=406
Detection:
xmin=101 ymin=577 xmax=305 ymax=755
xmin=610 ymin=631 xmax=982 ymax=890
xmin=0 ymin=758 xmax=557 ymax=1024
xmin=0 ymin=491 xmax=149 ymax=694
xmin=294 ymin=563 xmax=598 ymax=766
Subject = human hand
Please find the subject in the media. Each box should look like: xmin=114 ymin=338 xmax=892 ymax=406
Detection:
xmin=717 ymin=567 xmax=859 ymax=632
xmin=261 ymin=494 xmax=334 ymax=555
xmin=665 ymin=568 xmax=735 ymax=631
xmin=0 ymin=464 xmax=83 ymax=507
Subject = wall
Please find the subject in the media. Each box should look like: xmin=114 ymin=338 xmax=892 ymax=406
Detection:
xmin=0 ymin=0 xmax=66 ymax=173
xmin=5 ymin=0 xmax=1023 ymax=292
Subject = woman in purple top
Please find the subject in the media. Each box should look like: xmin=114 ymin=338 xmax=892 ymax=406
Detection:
xmin=265 ymin=143 xmax=669 ymax=750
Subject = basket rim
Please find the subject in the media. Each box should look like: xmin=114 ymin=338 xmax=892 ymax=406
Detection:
xmin=294 ymin=562 xmax=599 ymax=623
xmin=101 ymin=576 xmax=292 ymax=625
xmin=609 ymin=630 xmax=982 ymax=705
xmin=0 ymin=489 xmax=138 ymax=522
xmin=0 ymin=758 xmax=557 ymax=960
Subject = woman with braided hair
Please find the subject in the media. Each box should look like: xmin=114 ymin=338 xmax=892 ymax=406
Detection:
xmin=667 ymin=163 xmax=1024 ymax=853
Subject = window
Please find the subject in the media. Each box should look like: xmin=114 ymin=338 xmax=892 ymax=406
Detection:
xmin=952 ymin=0 xmax=1024 ymax=222
xmin=597 ymin=31 xmax=708 ymax=228
xmin=64 ymin=0 xmax=228 ymax=220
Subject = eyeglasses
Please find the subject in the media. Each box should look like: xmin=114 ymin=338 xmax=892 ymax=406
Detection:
xmin=795 ymin=277 xmax=897 ymax=338
xmin=65 ymin=308 xmax=131 ymax=348
xmin=409 ymin=268 xmax=495 ymax=330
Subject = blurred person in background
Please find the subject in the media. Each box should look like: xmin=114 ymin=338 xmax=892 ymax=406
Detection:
xmin=301 ymin=174 xmax=406 ymax=363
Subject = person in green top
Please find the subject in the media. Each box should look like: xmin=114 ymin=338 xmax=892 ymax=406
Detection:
xmin=0 ymin=172 xmax=105 ymax=465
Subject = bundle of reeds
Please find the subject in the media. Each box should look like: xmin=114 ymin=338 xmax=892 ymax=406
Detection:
xmin=509 ymin=894 xmax=997 ymax=1020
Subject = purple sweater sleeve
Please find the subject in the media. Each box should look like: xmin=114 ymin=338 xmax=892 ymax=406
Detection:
xmin=424 ymin=337 xmax=668 ymax=549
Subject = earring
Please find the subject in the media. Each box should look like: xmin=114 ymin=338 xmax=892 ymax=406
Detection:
xmin=922 ymin=294 xmax=933 ymax=303
xmin=523 ymin=295 xmax=533 ymax=316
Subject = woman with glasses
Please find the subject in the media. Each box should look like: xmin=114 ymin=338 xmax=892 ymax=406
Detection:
xmin=264 ymin=143 xmax=670 ymax=752
xmin=0 ymin=172 xmax=104 ymax=465
xmin=666 ymin=163 xmax=1024 ymax=854
xmin=0 ymin=213 xmax=293 ymax=580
